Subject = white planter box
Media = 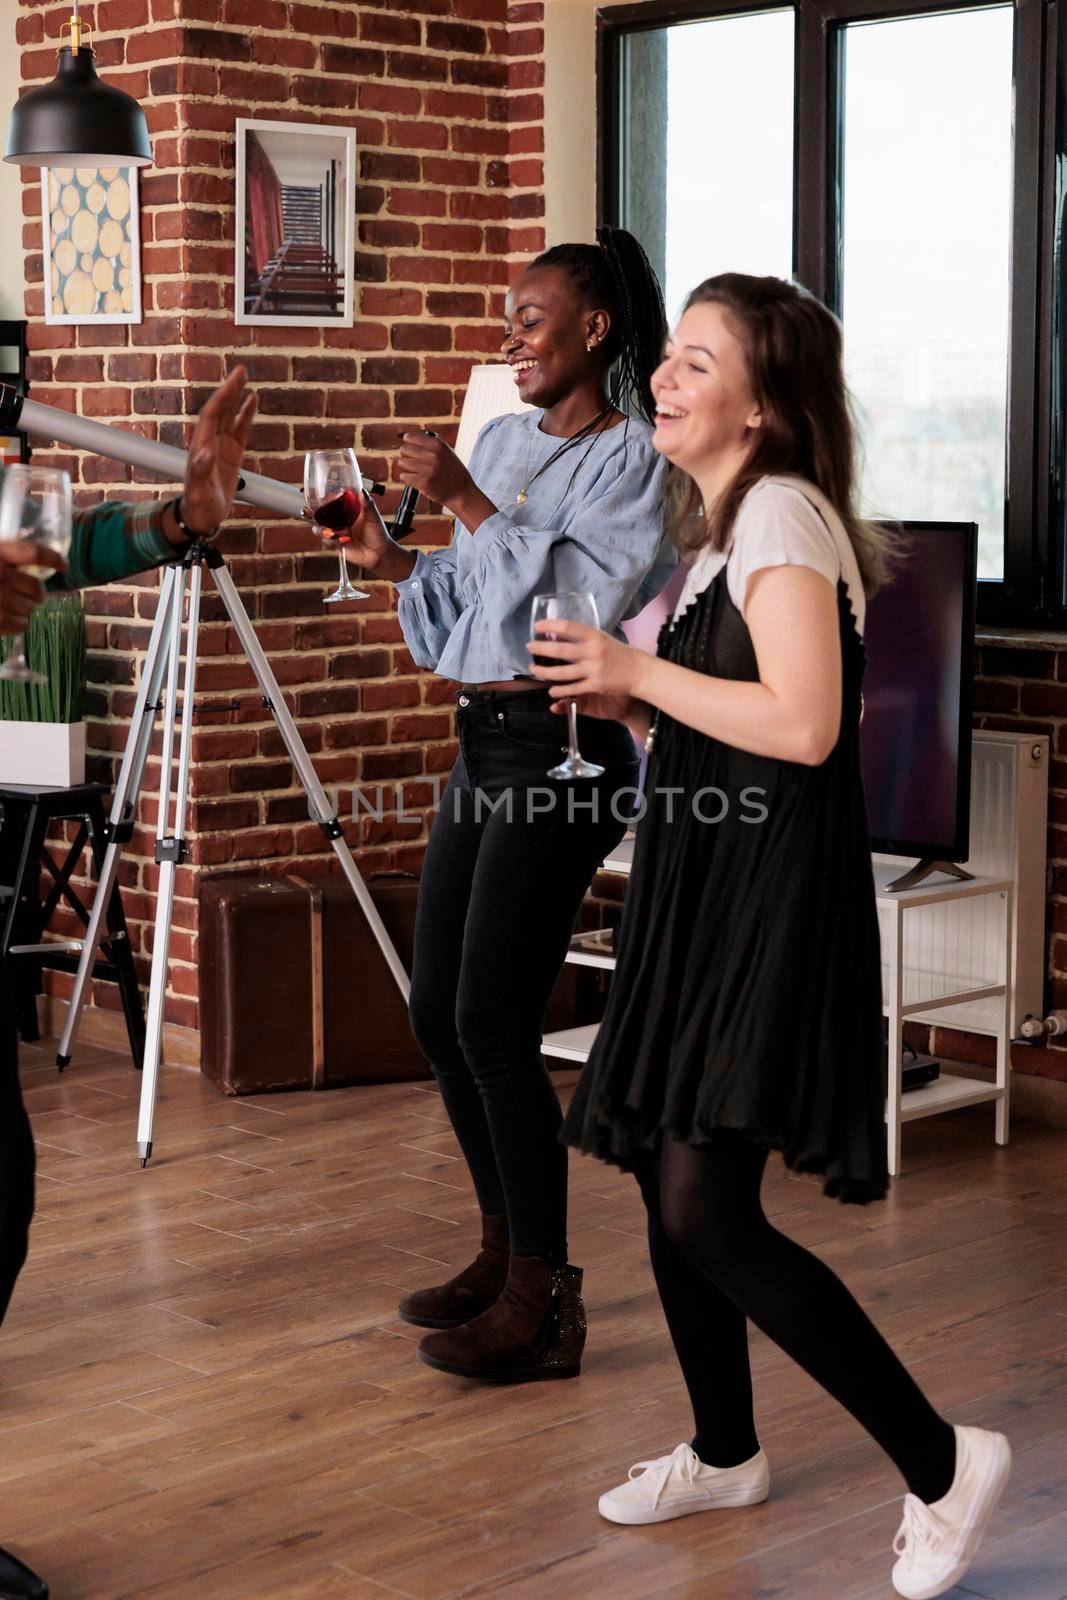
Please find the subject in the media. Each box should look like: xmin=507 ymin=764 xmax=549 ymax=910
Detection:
xmin=0 ymin=720 xmax=87 ymax=787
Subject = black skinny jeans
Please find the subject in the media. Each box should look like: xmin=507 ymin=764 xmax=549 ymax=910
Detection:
xmin=409 ymin=687 xmax=638 ymax=1265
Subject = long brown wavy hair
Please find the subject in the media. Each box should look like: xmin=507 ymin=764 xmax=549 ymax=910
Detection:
xmin=667 ymin=273 xmax=890 ymax=594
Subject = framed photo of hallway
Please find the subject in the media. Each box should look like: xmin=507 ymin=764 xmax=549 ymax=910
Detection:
xmin=234 ymin=118 xmax=356 ymax=328
xmin=40 ymin=166 xmax=142 ymax=325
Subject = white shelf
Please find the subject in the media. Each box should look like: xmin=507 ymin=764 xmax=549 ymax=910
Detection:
xmin=564 ymin=929 xmax=617 ymax=970
xmin=909 ymin=992 xmax=1006 ymax=1035
xmin=542 ymin=1023 xmax=600 ymax=1062
xmin=897 ymin=1074 xmax=1003 ymax=1122
xmin=564 ymin=948 xmax=617 ymax=971
xmin=601 ymin=835 xmax=635 ymax=876
xmin=872 ymin=862 xmax=1012 ymax=909
xmin=879 ymin=964 xmax=1006 ymax=1016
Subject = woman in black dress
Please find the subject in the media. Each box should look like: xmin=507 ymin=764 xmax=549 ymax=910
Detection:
xmin=528 ymin=274 xmax=1010 ymax=1600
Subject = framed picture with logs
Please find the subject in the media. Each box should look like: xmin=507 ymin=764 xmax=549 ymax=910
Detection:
xmin=40 ymin=165 xmax=142 ymax=326
xmin=234 ymin=118 xmax=356 ymax=328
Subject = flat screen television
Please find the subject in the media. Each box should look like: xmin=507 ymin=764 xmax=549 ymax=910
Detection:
xmin=859 ymin=521 xmax=977 ymax=878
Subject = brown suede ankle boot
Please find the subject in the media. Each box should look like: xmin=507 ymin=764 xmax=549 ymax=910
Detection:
xmin=416 ymin=1255 xmax=586 ymax=1383
xmin=397 ymin=1213 xmax=509 ymax=1330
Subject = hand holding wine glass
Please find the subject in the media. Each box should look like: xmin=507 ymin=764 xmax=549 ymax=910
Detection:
xmin=0 ymin=543 xmax=65 ymax=634
xmin=302 ymin=482 xmax=419 ymax=587
xmin=304 ymin=487 xmax=389 ymax=564
xmin=553 ymin=689 xmax=641 ymax=725
xmin=0 ymin=466 xmax=73 ymax=683
xmin=303 ymin=448 xmax=369 ymax=603
xmin=529 ymin=592 xmax=606 ymax=781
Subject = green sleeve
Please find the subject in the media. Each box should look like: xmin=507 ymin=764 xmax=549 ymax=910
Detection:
xmin=48 ymin=498 xmax=179 ymax=592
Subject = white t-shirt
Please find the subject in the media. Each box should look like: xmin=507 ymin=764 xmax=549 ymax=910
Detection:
xmin=673 ymin=474 xmax=867 ymax=636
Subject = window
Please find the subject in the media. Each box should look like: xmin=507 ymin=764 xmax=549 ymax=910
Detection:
xmin=616 ymin=11 xmax=794 ymax=320
xmin=840 ymin=9 xmax=1014 ymax=581
xmin=600 ymin=0 xmax=1056 ymax=624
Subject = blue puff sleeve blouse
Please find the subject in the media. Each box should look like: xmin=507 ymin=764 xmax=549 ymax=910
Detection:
xmin=395 ymin=409 xmax=676 ymax=682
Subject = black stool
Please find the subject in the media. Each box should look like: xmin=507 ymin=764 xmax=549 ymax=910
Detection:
xmin=0 ymin=782 xmax=145 ymax=1068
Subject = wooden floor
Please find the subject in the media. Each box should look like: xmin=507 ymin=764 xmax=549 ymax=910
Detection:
xmin=3 ymin=1040 xmax=1066 ymax=1600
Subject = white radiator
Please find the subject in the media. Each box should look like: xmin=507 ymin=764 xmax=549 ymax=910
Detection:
xmin=874 ymin=731 xmax=1049 ymax=1036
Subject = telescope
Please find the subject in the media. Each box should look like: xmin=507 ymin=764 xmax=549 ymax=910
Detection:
xmin=0 ymin=384 xmax=415 ymax=527
xmin=0 ymin=382 xmax=307 ymax=518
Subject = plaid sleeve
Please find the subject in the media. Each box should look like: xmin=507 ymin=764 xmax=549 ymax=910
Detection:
xmin=55 ymin=497 xmax=178 ymax=591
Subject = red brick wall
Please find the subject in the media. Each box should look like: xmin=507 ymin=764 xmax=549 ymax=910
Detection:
xmin=16 ymin=0 xmax=545 ymax=1034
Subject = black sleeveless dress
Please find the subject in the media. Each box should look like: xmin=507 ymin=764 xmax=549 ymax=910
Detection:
xmin=562 ymin=559 xmax=888 ymax=1205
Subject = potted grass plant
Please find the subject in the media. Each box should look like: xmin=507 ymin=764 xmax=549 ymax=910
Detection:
xmin=0 ymin=593 xmax=87 ymax=786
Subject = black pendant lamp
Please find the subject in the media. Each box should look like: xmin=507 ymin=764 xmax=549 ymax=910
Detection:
xmin=4 ymin=2 xmax=152 ymax=168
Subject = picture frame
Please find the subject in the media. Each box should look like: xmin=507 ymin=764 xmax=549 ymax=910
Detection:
xmin=234 ymin=118 xmax=356 ymax=329
xmin=40 ymin=166 xmax=142 ymax=326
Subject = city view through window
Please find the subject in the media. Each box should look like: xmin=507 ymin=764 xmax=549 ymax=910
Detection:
xmin=840 ymin=7 xmax=1013 ymax=580
xmin=629 ymin=6 xmax=1014 ymax=580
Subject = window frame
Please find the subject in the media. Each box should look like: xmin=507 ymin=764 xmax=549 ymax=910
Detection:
xmin=597 ymin=0 xmax=1061 ymax=628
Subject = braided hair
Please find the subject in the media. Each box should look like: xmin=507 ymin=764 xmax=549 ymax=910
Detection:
xmin=530 ymin=226 xmax=667 ymax=425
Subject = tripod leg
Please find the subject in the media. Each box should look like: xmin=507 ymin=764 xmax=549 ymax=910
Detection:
xmin=57 ymin=567 xmax=179 ymax=1071
xmin=137 ymin=561 xmax=197 ymax=1165
xmin=210 ymin=560 xmax=410 ymax=1002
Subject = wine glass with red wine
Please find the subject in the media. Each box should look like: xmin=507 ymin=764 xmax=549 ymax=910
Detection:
xmin=303 ymin=448 xmax=369 ymax=603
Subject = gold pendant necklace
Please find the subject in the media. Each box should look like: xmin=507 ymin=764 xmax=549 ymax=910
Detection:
xmin=515 ymin=406 xmax=611 ymax=506
xmin=517 ymin=427 xmax=536 ymax=504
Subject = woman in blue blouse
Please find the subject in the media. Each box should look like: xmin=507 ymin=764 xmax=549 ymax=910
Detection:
xmin=330 ymin=229 xmax=674 ymax=1383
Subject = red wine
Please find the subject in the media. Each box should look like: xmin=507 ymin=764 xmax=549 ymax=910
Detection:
xmin=314 ymin=487 xmax=361 ymax=534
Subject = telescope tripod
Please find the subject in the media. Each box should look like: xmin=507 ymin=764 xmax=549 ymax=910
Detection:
xmin=56 ymin=541 xmax=411 ymax=1164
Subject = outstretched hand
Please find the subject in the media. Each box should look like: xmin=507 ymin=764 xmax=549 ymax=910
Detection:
xmin=180 ymin=365 xmax=257 ymax=536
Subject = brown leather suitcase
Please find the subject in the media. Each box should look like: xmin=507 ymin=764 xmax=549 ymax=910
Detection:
xmin=199 ymin=870 xmax=428 ymax=1095
xmin=199 ymin=868 xmax=605 ymax=1097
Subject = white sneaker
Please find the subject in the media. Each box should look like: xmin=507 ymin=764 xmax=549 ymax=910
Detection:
xmin=891 ymin=1425 xmax=1012 ymax=1600
xmin=598 ymin=1442 xmax=770 ymax=1526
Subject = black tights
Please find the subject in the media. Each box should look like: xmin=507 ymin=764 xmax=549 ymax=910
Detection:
xmin=638 ymin=1130 xmax=957 ymax=1504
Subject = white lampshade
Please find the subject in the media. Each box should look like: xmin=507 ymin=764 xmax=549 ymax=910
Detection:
xmin=454 ymin=362 xmax=532 ymax=466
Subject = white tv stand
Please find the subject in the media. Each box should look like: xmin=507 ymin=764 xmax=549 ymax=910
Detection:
xmin=545 ymin=837 xmax=1014 ymax=1179
xmin=874 ymin=860 xmax=1012 ymax=1174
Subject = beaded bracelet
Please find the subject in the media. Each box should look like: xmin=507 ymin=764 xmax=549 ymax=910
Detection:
xmin=169 ymin=495 xmax=221 ymax=544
